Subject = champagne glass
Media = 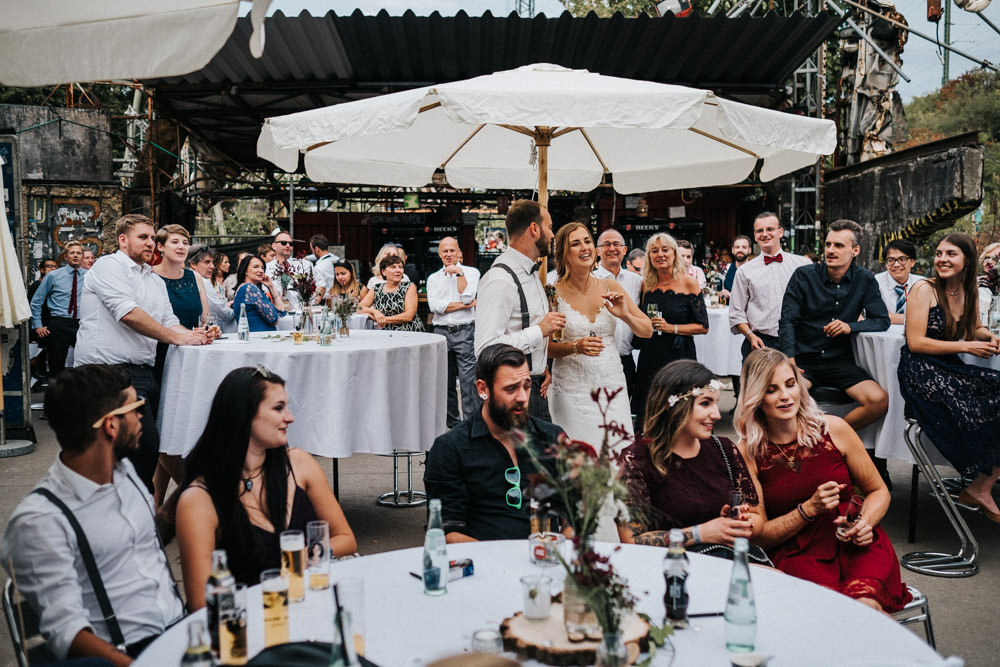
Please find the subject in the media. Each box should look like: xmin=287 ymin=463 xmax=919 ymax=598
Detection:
xmin=835 ymin=495 xmax=865 ymax=541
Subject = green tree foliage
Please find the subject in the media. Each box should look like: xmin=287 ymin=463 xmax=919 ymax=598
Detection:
xmin=559 ymin=0 xmax=657 ymax=16
xmin=904 ymin=70 xmax=1000 ymax=251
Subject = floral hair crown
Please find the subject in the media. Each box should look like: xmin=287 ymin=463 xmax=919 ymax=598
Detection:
xmin=667 ymin=379 xmax=723 ymax=408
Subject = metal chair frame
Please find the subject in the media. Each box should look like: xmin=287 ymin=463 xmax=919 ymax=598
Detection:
xmin=3 ymin=578 xmax=56 ymax=667
xmin=901 ymin=419 xmax=979 ymax=577
xmin=375 ymin=450 xmax=428 ymax=507
xmin=893 ymin=584 xmax=936 ymax=649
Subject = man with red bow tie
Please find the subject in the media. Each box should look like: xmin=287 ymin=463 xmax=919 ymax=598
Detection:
xmin=729 ymin=212 xmax=811 ymax=362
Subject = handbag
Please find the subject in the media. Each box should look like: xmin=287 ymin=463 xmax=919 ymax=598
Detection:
xmin=247 ymin=642 xmax=380 ymax=666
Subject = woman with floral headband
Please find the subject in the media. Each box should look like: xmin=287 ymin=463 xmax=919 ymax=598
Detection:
xmin=736 ymin=348 xmax=910 ymax=612
xmin=618 ymin=360 xmax=769 ymax=563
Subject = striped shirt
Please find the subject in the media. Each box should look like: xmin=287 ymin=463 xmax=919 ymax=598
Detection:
xmin=729 ymin=252 xmax=812 ymax=337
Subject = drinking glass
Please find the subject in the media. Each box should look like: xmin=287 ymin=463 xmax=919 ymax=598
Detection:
xmin=647 ymin=304 xmax=662 ymax=335
xmin=469 ymin=628 xmax=503 ymax=654
xmin=280 ymin=529 xmax=306 ymax=602
xmin=835 ymin=495 xmax=865 ymax=541
xmin=306 ymin=520 xmax=330 ymax=591
xmin=528 ymin=531 xmax=565 ymax=567
xmin=336 ymin=576 xmax=366 ymax=657
xmin=520 ymin=575 xmax=552 ymax=621
xmin=729 ymin=490 xmax=745 ymax=519
xmin=260 ymin=569 xmax=289 ymax=647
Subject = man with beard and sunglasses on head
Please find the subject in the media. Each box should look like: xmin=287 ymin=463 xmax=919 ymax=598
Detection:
xmin=475 ymin=199 xmax=565 ymax=420
xmin=0 ymin=365 xmax=184 ymax=665
xmin=424 ymin=344 xmax=564 ymax=543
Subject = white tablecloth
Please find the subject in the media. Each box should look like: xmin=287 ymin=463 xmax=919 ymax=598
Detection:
xmin=158 ymin=330 xmax=447 ymax=458
xmin=134 ymin=541 xmax=944 ymax=667
xmin=277 ymin=312 xmax=372 ymax=332
xmin=695 ymin=306 xmax=744 ymax=376
xmin=853 ymin=325 xmax=1000 ymax=463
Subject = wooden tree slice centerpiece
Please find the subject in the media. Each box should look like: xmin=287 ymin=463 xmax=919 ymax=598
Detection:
xmin=500 ymin=605 xmax=650 ymax=666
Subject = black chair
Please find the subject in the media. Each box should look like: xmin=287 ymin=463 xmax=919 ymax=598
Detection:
xmin=3 ymin=579 xmax=57 ymax=667
xmin=900 ymin=419 xmax=979 ymax=577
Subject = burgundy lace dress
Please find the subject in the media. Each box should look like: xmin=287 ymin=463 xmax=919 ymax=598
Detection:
xmin=755 ymin=432 xmax=911 ymax=611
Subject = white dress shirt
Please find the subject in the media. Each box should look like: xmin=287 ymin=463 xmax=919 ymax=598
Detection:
xmin=688 ymin=265 xmax=707 ymax=289
xmin=474 ymin=248 xmax=549 ymax=375
xmin=0 ymin=457 xmax=183 ymax=659
xmin=427 ymin=264 xmax=479 ymax=327
xmin=74 ymin=251 xmax=180 ymax=367
xmin=729 ymin=251 xmax=811 ymax=337
xmin=594 ymin=263 xmax=643 ymax=356
xmin=312 ymin=253 xmax=338 ymax=291
xmin=201 ymin=275 xmax=234 ymax=323
xmin=874 ymin=271 xmax=924 ymax=315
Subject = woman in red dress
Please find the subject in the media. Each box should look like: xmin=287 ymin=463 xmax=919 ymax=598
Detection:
xmin=735 ymin=348 xmax=911 ymax=612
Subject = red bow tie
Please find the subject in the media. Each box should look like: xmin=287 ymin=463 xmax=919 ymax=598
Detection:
xmin=764 ymin=254 xmax=783 ymax=265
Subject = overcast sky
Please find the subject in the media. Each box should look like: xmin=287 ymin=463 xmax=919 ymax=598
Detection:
xmin=268 ymin=0 xmax=999 ymax=102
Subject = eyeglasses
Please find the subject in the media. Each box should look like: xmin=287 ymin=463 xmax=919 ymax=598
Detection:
xmin=274 ymin=240 xmax=293 ymax=246
xmin=598 ymin=242 xmax=625 ymax=249
xmin=504 ymin=466 xmax=522 ymax=509
xmin=754 ymin=227 xmax=780 ymax=236
xmin=884 ymin=256 xmax=911 ymax=265
xmin=91 ymin=397 xmax=146 ymax=428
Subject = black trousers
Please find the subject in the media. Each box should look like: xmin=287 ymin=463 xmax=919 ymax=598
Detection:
xmin=740 ymin=332 xmax=780 ymax=361
xmin=44 ymin=316 xmax=79 ymax=377
xmin=529 ymin=374 xmax=551 ymax=421
xmin=620 ymin=353 xmax=637 ymax=402
xmin=117 ymin=363 xmax=161 ymax=492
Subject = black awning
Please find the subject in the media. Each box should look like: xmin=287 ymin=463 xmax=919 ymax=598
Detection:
xmin=144 ymin=9 xmax=842 ymax=171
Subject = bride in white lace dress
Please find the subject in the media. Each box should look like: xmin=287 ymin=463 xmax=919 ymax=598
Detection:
xmin=548 ymin=223 xmax=653 ymax=449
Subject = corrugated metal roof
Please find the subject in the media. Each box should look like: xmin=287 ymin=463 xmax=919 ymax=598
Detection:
xmin=145 ymin=9 xmax=842 ymax=170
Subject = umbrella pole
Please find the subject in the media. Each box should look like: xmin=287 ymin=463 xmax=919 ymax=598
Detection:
xmin=535 ymin=129 xmax=550 ymax=283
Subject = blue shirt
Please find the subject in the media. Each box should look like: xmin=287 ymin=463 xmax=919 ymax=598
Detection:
xmin=30 ymin=265 xmax=86 ymax=327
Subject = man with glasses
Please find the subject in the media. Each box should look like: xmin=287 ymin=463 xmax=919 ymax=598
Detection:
xmin=625 ymin=248 xmax=645 ymax=275
xmin=423 ymin=344 xmax=564 ymax=542
xmin=730 ymin=212 xmax=812 ymax=361
xmin=0 ymin=365 xmax=184 ymax=665
xmin=874 ymin=239 xmax=923 ymax=325
xmin=593 ymin=228 xmax=642 ymax=398
xmin=265 ymin=230 xmax=311 ymax=304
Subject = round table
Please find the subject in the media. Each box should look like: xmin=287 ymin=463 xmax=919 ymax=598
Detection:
xmin=134 ymin=541 xmax=944 ymax=667
xmin=694 ymin=306 xmax=744 ymax=376
xmin=853 ymin=325 xmax=1000 ymax=463
xmin=157 ymin=330 xmax=447 ymax=458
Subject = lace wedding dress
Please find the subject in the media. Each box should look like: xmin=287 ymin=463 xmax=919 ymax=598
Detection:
xmin=549 ymin=295 xmax=634 ymax=543
xmin=549 ymin=295 xmax=634 ymax=444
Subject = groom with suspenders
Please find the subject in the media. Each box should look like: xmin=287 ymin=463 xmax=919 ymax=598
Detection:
xmin=475 ymin=199 xmax=566 ymax=419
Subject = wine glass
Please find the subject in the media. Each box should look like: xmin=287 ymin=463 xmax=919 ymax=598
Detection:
xmin=647 ymin=303 xmax=662 ymax=336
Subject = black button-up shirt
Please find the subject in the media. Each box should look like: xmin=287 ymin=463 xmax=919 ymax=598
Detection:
xmin=423 ymin=411 xmax=564 ymax=541
xmin=778 ymin=262 xmax=889 ymax=361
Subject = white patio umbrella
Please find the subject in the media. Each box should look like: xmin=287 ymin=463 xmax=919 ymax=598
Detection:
xmin=0 ymin=156 xmax=29 ymax=330
xmin=258 ymin=63 xmax=837 ymax=206
xmin=0 ymin=0 xmax=270 ymax=87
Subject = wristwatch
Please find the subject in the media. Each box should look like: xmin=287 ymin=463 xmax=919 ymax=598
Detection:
xmin=456 ymin=272 xmax=464 ymax=277
xmin=682 ymin=528 xmax=693 ymax=543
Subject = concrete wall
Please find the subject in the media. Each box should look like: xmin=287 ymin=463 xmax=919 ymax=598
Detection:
xmin=826 ymin=135 xmax=984 ymax=267
xmin=0 ymin=104 xmax=115 ymax=183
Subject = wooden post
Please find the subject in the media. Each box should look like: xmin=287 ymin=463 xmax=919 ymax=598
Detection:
xmin=535 ymin=127 xmax=552 ymax=283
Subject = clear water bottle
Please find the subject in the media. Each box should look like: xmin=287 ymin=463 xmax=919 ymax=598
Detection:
xmin=724 ymin=537 xmax=757 ymax=653
xmin=180 ymin=619 xmax=216 ymax=666
xmin=319 ymin=306 xmax=333 ymax=346
xmin=663 ymin=528 xmax=689 ymax=628
xmin=205 ymin=550 xmax=235 ymax=657
xmin=423 ymin=499 xmax=448 ymax=596
xmin=237 ymin=303 xmax=250 ymax=342
xmin=989 ymin=296 xmax=1000 ymax=336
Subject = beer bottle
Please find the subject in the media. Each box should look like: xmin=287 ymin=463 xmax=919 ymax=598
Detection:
xmin=423 ymin=499 xmax=448 ymax=596
xmin=663 ymin=528 xmax=689 ymax=628
xmin=205 ymin=550 xmax=235 ymax=655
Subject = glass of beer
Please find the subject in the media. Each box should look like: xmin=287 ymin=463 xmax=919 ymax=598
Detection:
xmin=260 ymin=569 xmax=289 ymax=647
xmin=280 ymin=530 xmax=306 ymax=603
xmin=306 ymin=520 xmax=330 ymax=591
xmin=220 ymin=584 xmax=248 ymax=665
xmin=337 ymin=576 xmax=366 ymax=657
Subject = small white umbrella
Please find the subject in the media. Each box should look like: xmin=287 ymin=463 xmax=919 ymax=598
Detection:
xmin=258 ymin=63 xmax=837 ymax=205
xmin=0 ymin=0 xmax=270 ymax=87
xmin=0 ymin=156 xmax=30 ymax=330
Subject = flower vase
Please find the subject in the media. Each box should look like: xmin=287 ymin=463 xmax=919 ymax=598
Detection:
xmin=299 ymin=308 xmax=314 ymax=336
xmin=338 ymin=316 xmax=350 ymax=337
xmin=562 ymin=578 xmax=601 ymax=643
xmin=595 ymin=631 xmax=628 ymax=667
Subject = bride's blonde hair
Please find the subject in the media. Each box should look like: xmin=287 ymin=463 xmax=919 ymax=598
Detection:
xmin=734 ymin=348 xmax=827 ymax=461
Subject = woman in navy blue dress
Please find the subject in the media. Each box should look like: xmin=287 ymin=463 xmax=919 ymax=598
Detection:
xmin=232 ymin=254 xmax=285 ymax=332
xmin=898 ymin=233 xmax=1000 ymax=520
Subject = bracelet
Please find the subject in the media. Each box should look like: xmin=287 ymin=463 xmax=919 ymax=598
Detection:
xmin=797 ymin=503 xmax=815 ymax=522
xmin=691 ymin=524 xmax=702 ymax=543
xmin=572 ymin=339 xmax=579 ymax=354
xmin=673 ymin=323 xmax=679 ymax=335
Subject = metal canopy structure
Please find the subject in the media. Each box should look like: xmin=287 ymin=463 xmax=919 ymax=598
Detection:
xmin=143 ymin=9 xmax=844 ymax=172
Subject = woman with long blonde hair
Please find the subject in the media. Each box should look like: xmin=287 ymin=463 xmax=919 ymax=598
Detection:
xmin=547 ymin=223 xmax=651 ymax=446
xmin=632 ymin=232 xmax=707 ymax=424
xmin=736 ymin=348 xmax=911 ymax=612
